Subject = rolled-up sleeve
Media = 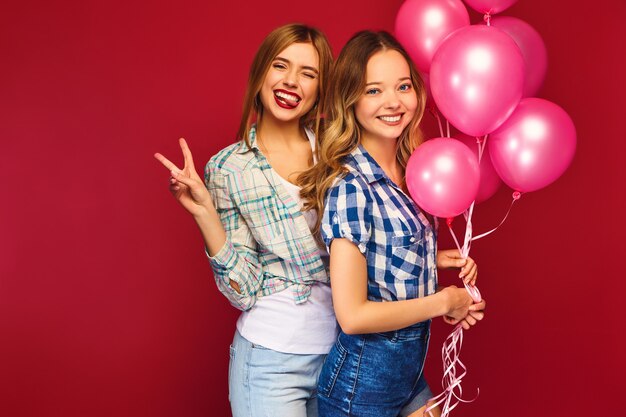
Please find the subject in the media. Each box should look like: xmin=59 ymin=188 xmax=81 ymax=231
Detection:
xmin=321 ymin=179 xmax=372 ymax=255
xmin=205 ymin=159 xmax=262 ymax=311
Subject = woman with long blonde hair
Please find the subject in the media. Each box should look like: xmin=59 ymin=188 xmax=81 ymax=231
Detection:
xmin=155 ymin=24 xmax=335 ymax=417
xmin=299 ymin=31 xmax=485 ymax=417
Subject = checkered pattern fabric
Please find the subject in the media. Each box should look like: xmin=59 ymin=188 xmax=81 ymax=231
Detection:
xmin=321 ymin=145 xmax=437 ymax=301
xmin=204 ymin=126 xmax=328 ymax=311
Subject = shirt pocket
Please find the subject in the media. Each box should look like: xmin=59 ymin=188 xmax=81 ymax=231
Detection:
xmin=235 ymin=185 xmax=287 ymax=245
xmin=388 ymin=233 xmax=425 ymax=293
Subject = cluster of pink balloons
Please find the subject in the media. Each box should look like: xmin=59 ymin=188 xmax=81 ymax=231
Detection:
xmin=397 ymin=0 xmax=576 ymax=218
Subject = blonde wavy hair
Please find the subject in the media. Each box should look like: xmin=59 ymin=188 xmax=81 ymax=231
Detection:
xmin=237 ymin=23 xmax=333 ymax=147
xmin=298 ymin=30 xmax=427 ymax=234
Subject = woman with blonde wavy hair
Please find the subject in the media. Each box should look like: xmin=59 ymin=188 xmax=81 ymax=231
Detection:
xmin=299 ymin=30 xmax=486 ymax=417
xmin=155 ymin=24 xmax=335 ymax=417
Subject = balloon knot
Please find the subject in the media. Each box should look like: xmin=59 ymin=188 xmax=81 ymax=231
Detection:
xmin=483 ymin=13 xmax=491 ymax=26
xmin=512 ymin=191 xmax=522 ymax=200
xmin=447 ymin=217 xmax=454 ymax=227
xmin=475 ymin=136 xmax=484 ymax=144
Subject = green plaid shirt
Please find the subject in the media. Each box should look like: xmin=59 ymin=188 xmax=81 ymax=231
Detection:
xmin=205 ymin=126 xmax=329 ymax=311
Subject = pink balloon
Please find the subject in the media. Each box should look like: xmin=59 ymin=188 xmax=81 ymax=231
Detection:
xmin=395 ymin=0 xmax=470 ymax=73
xmin=430 ymin=25 xmax=524 ymax=136
xmin=406 ymin=137 xmax=480 ymax=218
xmin=488 ymin=98 xmax=577 ymax=193
xmin=463 ymin=0 xmax=517 ymax=14
xmin=490 ymin=16 xmax=547 ymax=97
xmin=456 ymin=134 xmax=502 ymax=203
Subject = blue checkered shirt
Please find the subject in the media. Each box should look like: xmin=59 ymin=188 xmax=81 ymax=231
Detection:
xmin=321 ymin=145 xmax=438 ymax=301
xmin=204 ymin=126 xmax=329 ymax=311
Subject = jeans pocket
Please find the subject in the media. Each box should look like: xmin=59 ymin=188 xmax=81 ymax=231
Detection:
xmin=317 ymin=339 xmax=348 ymax=398
xmin=250 ymin=342 xmax=269 ymax=350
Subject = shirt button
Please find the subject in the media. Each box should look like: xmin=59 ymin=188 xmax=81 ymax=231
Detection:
xmin=410 ymin=237 xmax=416 ymax=242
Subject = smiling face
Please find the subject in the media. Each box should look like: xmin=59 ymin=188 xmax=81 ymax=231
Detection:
xmin=258 ymin=42 xmax=320 ymax=124
xmin=354 ymin=49 xmax=418 ymax=144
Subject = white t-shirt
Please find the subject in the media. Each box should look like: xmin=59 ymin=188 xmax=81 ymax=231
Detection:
xmin=236 ymin=132 xmax=338 ymax=354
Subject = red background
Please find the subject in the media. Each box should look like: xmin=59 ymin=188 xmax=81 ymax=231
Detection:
xmin=1 ymin=0 xmax=625 ymax=416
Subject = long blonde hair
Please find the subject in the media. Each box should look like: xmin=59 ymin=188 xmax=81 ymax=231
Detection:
xmin=298 ymin=30 xmax=427 ymax=234
xmin=237 ymin=24 xmax=333 ymax=147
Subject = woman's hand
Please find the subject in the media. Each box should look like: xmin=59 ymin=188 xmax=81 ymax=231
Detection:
xmin=437 ymin=249 xmax=478 ymax=286
xmin=443 ymin=298 xmax=486 ymax=330
xmin=440 ymin=285 xmax=485 ymax=322
xmin=154 ymin=138 xmax=213 ymax=218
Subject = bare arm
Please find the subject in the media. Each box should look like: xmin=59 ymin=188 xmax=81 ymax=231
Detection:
xmin=329 ymin=238 xmax=480 ymax=335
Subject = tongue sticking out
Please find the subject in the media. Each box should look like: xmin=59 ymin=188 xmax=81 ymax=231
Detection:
xmin=274 ymin=92 xmax=300 ymax=109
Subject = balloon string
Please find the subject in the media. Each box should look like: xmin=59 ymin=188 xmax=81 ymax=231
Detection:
xmin=436 ymin=209 xmax=481 ymax=417
xmin=476 ymin=135 xmax=488 ymax=162
xmin=430 ymin=106 xmax=445 ymax=138
xmin=430 ymin=133 xmax=493 ymax=416
xmin=459 ymin=197 xmax=475 ymax=257
xmin=471 ymin=191 xmax=521 ymax=241
xmin=447 ymin=214 xmax=481 ymax=303
xmin=446 ymin=118 xmax=450 ymax=138
xmin=425 ymin=324 xmax=479 ymax=417
xmin=447 ymin=219 xmax=463 ymax=257
xmin=434 ymin=134 xmax=494 ymax=416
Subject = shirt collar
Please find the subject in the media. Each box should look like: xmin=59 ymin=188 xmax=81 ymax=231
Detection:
xmin=236 ymin=124 xmax=315 ymax=155
xmin=236 ymin=125 xmax=260 ymax=154
xmin=345 ymin=144 xmax=388 ymax=184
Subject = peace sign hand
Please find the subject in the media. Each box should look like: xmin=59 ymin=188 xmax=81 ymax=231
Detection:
xmin=154 ymin=138 xmax=213 ymax=218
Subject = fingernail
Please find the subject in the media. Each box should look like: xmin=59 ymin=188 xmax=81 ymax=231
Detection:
xmin=171 ymin=170 xmax=178 ymax=177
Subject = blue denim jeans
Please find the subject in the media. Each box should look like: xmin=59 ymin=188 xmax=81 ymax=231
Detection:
xmin=317 ymin=321 xmax=432 ymax=417
xmin=229 ymin=330 xmax=327 ymax=417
